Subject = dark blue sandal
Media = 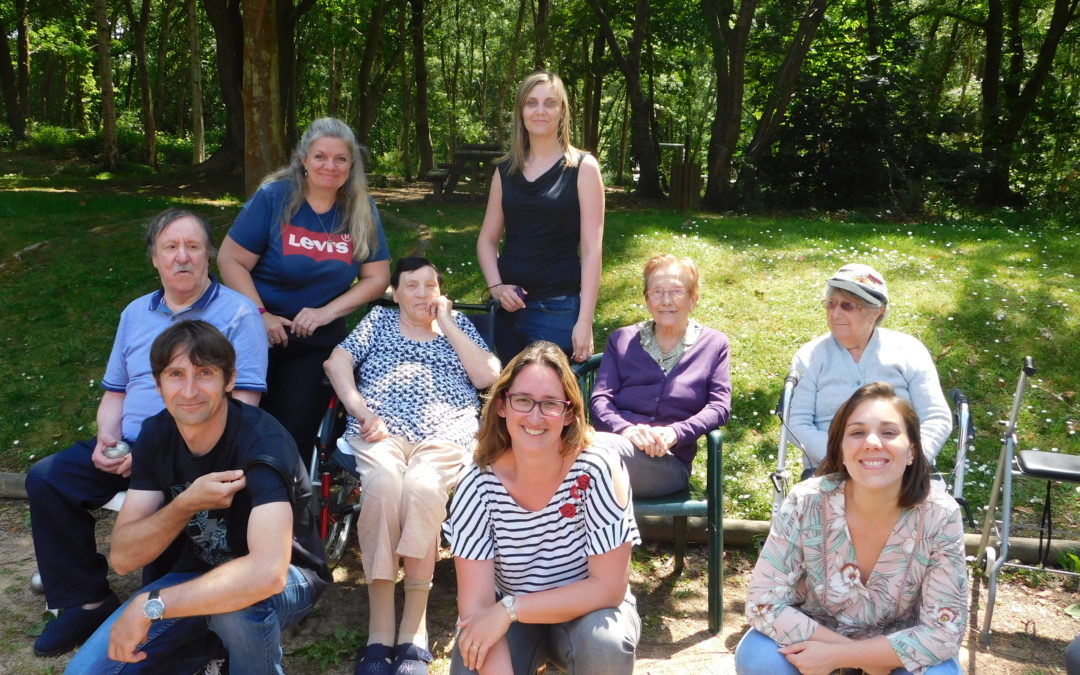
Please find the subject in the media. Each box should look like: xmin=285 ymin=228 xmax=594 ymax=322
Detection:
xmin=391 ymin=642 xmax=433 ymax=675
xmin=355 ymin=643 xmax=394 ymax=675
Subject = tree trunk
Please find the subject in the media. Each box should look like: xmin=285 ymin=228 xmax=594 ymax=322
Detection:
xmin=411 ymin=0 xmax=433 ymax=174
xmin=399 ymin=2 xmax=413 ymax=181
xmin=355 ymin=1 xmax=388 ymax=146
xmin=125 ymin=0 xmax=158 ymax=168
xmin=0 ymin=26 xmax=24 ymax=140
xmin=188 ymin=0 xmax=206 ymax=163
xmin=533 ymin=0 xmax=549 ymax=69
xmin=735 ymin=0 xmax=827 ymax=200
xmin=277 ymin=0 xmax=316 ymax=151
xmin=200 ymin=0 xmax=244 ymax=174
xmin=95 ymin=0 xmax=119 ymax=170
xmin=976 ymin=0 xmax=1079 ymax=205
xmin=493 ymin=0 xmax=528 ymax=133
xmin=14 ymin=0 xmax=28 ymax=134
xmin=701 ymin=0 xmax=756 ymax=209
xmin=241 ymin=0 xmax=286 ymax=196
xmin=588 ymin=0 xmax=663 ymax=199
xmin=581 ymin=33 xmax=604 ymax=152
xmin=153 ymin=0 xmax=175 ymax=130
xmin=327 ymin=13 xmax=339 ymax=118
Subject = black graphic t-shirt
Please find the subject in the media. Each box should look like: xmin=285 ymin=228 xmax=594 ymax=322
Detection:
xmin=131 ymin=399 xmax=331 ymax=597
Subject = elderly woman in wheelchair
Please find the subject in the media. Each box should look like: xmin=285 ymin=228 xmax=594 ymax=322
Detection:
xmin=788 ymin=263 xmax=952 ymax=479
xmin=323 ymin=256 xmax=500 ymax=675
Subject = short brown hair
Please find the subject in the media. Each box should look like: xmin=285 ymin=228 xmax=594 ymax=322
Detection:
xmin=473 ymin=341 xmax=591 ymax=468
xmin=817 ymin=382 xmax=929 ymax=507
xmin=150 ymin=320 xmax=236 ymax=386
xmin=642 ymin=254 xmax=700 ymax=300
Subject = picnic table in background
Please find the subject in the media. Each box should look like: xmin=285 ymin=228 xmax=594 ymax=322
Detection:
xmin=425 ymin=143 xmax=504 ymax=200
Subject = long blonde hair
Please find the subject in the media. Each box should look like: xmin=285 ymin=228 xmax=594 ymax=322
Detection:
xmin=500 ymin=71 xmax=581 ymax=176
xmin=263 ymin=117 xmax=377 ymax=262
xmin=474 ymin=341 xmax=592 ymax=468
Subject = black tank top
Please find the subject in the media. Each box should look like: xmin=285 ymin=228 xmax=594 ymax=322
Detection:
xmin=496 ymin=154 xmax=583 ymax=298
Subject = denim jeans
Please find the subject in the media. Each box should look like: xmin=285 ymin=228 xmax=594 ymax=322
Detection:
xmin=593 ymin=432 xmax=692 ymax=498
xmin=734 ymin=628 xmax=963 ymax=675
xmin=448 ymin=597 xmax=639 ymax=675
xmin=495 ymin=293 xmax=580 ymax=360
xmin=66 ymin=566 xmax=313 ymax=675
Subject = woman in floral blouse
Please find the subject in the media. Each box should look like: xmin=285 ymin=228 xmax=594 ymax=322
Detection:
xmin=737 ymin=382 xmax=967 ymax=675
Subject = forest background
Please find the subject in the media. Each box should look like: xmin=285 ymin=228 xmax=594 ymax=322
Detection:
xmin=1 ymin=0 xmax=1079 ymax=212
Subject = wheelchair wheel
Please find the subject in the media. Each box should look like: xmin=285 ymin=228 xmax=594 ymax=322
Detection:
xmin=323 ymin=464 xmax=360 ymax=568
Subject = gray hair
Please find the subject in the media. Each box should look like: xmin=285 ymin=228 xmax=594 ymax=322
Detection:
xmin=145 ymin=209 xmax=216 ymax=259
xmin=264 ymin=117 xmax=376 ymax=262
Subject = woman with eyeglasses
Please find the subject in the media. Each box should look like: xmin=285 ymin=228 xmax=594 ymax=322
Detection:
xmin=446 ymin=341 xmax=640 ymax=675
xmin=589 ymin=255 xmax=731 ymax=497
xmin=788 ymin=263 xmax=952 ymax=479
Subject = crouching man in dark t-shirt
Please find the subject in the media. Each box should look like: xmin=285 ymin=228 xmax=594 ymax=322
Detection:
xmin=66 ymin=320 xmax=331 ymax=675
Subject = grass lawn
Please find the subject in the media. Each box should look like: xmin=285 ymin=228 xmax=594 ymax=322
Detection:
xmin=2 ymin=153 xmax=1078 ymax=540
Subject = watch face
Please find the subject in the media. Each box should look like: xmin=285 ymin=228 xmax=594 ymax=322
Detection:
xmin=144 ymin=597 xmax=165 ymax=620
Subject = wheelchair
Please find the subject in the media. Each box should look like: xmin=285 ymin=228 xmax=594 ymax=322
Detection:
xmin=307 ymin=298 xmax=497 ymax=568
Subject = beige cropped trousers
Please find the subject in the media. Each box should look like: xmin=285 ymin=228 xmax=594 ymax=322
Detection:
xmin=344 ymin=435 xmax=468 ymax=581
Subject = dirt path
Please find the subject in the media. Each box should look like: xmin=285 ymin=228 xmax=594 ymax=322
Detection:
xmin=0 ymin=498 xmax=1075 ymax=673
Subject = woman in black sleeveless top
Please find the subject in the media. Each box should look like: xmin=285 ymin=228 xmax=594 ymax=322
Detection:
xmin=477 ymin=71 xmax=605 ymax=363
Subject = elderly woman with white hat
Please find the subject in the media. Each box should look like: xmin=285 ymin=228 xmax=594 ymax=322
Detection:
xmin=787 ymin=263 xmax=952 ymax=479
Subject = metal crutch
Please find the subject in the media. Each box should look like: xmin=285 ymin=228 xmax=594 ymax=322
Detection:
xmin=977 ymin=356 xmax=1036 ymax=644
xmin=948 ymin=388 xmax=977 ymax=528
xmin=770 ymin=370 xmax=801 ymax=519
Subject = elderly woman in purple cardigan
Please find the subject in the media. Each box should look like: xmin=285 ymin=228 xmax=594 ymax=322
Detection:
xmin=590 ymin=255 xmax=731 ymax=497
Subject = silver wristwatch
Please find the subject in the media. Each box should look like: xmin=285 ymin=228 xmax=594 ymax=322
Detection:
xmin=500 ymin=594 xmax=518 ymax=622
xmin=143 ymin=589 xmax=165 ymax=621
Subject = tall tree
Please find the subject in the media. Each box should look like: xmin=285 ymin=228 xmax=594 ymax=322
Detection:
xmin=734 ymin=0 xmax=827 ymax=200
xmin=94 ymin=0 xmax=119 ymax=169
xmin=241 ymin=0 xmax=286 ymax=195
xmin=276 ymin=0 xmax=315 ymax=149
xmin=588 ymin=0 xmax=664 ymax=198
xmin=200 ymin=0 xmax=244 ymax=173
xmin=188 ymin=0 xmax=205 ymax=163
xmin=701 ymin=0 xmax=756 ymax=209
xmin=0 ymin=20 xmax=26 ymax=140
xmin=968 ymin=0 xmax=1080 ymax=205
xmin=125 ymin=0 xmax=157 ymax=167
xmin=411 ymin=0 xmax=433 ymax=173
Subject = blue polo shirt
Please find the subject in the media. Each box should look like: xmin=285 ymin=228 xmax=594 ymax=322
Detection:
xmin=100 ymin=278 xmax=268 ymax=442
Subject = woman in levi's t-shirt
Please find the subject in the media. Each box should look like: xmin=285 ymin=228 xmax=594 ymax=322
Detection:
xmin=218 ymin=117 xmax=391 ymax=464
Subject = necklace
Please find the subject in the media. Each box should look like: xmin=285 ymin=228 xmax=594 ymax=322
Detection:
xmin=310 ymin=203 xmax=335 ymax=242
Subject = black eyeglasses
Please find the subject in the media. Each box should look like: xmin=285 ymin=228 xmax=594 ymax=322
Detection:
xmin=503 ymin=392 xmax=572 ymax=417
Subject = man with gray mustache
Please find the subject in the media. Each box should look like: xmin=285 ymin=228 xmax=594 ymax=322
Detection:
xmin=25 ymin=209 xmax=268 ymax=658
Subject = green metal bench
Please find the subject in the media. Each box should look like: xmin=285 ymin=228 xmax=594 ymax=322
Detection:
xmin=574 ymin=354 xmax=723 ymax=634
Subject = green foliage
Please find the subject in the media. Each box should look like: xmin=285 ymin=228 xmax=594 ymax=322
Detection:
xmin=292 ymin=626 xmax=365 ymax=669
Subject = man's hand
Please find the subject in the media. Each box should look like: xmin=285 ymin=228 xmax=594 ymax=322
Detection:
xmin=92 ymin=435 xmax=133 ymax=477
xmin=176 ymin=470 xmax=246 ymax=512
xmin=108 ymin=593 xmax=151 ymax=663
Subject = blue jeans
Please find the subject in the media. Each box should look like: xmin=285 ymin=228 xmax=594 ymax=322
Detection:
xmin=495 ymin=294 xmax=580 ymax=360
xmin=734 ymin=628 xmax=963 ymax=675
xmin=594 ymin=432 xmax=691 ymax=498
xmin=449 ymin=597 xmax=639 ymax=675
xmin=66 ymin=566 xmax=313 ymax=675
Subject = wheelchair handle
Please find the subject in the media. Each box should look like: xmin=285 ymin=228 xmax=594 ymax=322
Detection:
xmin=949 ymin=388 xmax=968 ymax=407
xmin=1022 ymin=356 xmax=1036 ymax=376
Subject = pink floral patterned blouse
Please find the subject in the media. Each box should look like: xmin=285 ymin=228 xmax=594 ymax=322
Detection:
xmin=746 ymin=474 xmax=968 ymax=673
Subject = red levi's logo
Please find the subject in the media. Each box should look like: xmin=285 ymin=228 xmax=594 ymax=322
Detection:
xmin=281 ymin=224 xmax=354 ymax=263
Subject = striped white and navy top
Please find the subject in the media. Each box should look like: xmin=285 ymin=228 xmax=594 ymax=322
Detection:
xmin=446 ymin=445 xmax=641 ymax=597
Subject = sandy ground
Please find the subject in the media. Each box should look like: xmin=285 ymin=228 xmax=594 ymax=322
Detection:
xmin=1 ymin=498 xmax=1076 ymax=674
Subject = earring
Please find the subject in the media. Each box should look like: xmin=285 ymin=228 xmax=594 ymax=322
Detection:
xmin=302 ymin=168 xmax=308 ymax=177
